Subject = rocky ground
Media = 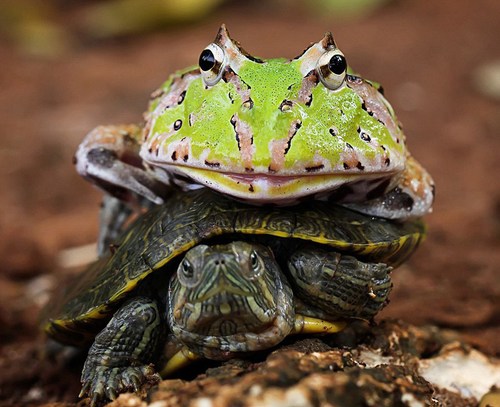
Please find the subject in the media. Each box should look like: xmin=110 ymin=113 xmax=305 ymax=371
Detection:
xmin=0 ymin=0 xmax=499 ymax=406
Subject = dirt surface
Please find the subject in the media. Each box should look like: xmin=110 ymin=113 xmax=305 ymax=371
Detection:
xmin=0 ymin=0 xmax=499 ymax=406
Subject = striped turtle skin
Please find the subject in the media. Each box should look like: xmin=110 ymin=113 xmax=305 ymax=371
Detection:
xmin=42 ymin=189 xmax=425 ymax=345
xmin=41 ymin=188 xmax=425 ymax=404
xmin=42 ymin=188 xmax=425 ymax=347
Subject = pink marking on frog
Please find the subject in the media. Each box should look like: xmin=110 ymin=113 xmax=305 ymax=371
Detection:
xmin=231 ymin=114 xmax=254 ymax=171
xmin=268 ymin=119 xmax=302 ymax=173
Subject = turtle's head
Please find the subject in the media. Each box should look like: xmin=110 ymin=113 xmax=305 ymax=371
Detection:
xmin=167 ymin=242 xmax=294 ymax=358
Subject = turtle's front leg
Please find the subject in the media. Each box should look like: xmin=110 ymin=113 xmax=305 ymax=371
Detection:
xmin=287 ymin=247 xmax=392 ymax=320
xmin=80 ymin=297 xmax=164 ymax=406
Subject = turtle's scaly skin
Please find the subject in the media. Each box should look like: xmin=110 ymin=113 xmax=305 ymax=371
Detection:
xmin=42 ymin=188 xmax=425 ymax=347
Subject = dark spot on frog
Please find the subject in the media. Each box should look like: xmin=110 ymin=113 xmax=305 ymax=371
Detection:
xmin=174 ymin=120 xmax=182 ymax=131
xmin=248 ymin=184 xmax=255 ymax=192
xmin=242 ymin=98 xmax=254 ymax=109
xmin=385 ymin=158 xmax=391 ymax=166
xmin=279 ymin=100 xmax=293 ymax=112
xmin=380 ymin=145 xmax=386 ymax=151
xmin=357 ymin=128 xmax=371 ymax=142
xmin=345 ymin=142 xmax=354 ymax=150
xmin=366 ymin=178 xmax=391 ymax=200
xmin=329 ymin=128 xmax=337 ymax=137
xmin=171 ymin=151 xmax=177 ymax=161
xmin=183 ymin=154 xmax=188 ymax=162
xmin=343 ymin=162 xmax=350 ymax=170
xmin=305 ymin=164 xmax=324 ymax=173
xmin=305 ymin=94 xmax=313 ymax=107
xmin=178 ymin=90 xmax=186 ymax=104
xmin=148 ymin=147 xmax=153 ymax=154
xmin=382 ymin=187 xmax=414 ymax=212
xmin=188 ymin=113 xmax=194 ymax=126
xmin=283 ymin=121 xmax=302 ymax=156
xmin=304 ymin=70 xmax=320 ymax=85
xmin=72 ymin=155 xmax=78 ymax=165
xmin=244 ymin=53 xmax=264 ymax=64
xmin=356 ymin=162 xmax=365 ymax=170
xmin=205 ymin=160 xmax=220 ymax=168
xmin=87 ymin=148 xmax=118 ymax=169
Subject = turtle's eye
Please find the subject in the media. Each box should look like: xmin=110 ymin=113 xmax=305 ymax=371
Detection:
xmin=199 ymin=43 xmax=225 ymax=86
xmin=250 ymin=250 xmax=259 ymax=271
xmin=181 ymin=259 xmax=194 ymax=280
xmin=316 ymin=49 xmax=347 ymax=90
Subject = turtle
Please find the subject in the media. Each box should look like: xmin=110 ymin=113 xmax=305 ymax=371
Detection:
xmin=41 ymin=188 xmax=425 ymax=405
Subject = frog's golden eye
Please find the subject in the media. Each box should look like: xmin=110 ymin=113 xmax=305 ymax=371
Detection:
xmin=317 ymin=49 xmax=347 ymax=90
xmin=199 ymin=43 xmax=225 ymax=86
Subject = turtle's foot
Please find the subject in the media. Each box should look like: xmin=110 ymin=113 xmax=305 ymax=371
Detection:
xmin=80 ymin=364 xmax=160 ymax=406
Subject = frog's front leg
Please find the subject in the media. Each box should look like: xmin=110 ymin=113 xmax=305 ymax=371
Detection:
xmin=345 ymin=155 xmax=435 ymax=220
xmin=74 ymin=124 xmax=167 ymax=205
xmin=80 ymin=297 xmax=164 ymax=406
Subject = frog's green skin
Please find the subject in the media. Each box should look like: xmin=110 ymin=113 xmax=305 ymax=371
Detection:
xmin=75 ymin=25 xmax=434 ymax=221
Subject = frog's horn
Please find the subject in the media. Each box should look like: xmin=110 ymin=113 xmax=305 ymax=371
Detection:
xmin=321 ymin=32 xmax=337 ymax=50
xmin=295 ymin=32 xmax=339 ymax=76
xmin=213 ymin=24 xmax=262 ymax=73
xmin=215 ymin=23 xmax=231 ymax=44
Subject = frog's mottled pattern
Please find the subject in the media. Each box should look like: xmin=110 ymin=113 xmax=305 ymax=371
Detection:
xmin=143 ymin=27 xmax=409 ymax=204
xmin=74 ymin=25 xmax=434 ymax=221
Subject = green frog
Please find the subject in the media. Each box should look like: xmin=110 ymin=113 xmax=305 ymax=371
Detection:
xmin=75 ymin=25 xmax=434 ymax=238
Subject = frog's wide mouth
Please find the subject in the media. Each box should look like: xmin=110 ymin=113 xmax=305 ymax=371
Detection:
xmin=154 ymin=165 xmax=396 ymax=204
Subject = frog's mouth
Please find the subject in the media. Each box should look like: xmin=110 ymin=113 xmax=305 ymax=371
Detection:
xmin=155 ymin=165 xmax=395 ymax=204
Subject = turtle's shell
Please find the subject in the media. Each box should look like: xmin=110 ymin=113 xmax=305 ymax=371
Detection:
xmin=42 ymin=188 xmax=425 ymax=346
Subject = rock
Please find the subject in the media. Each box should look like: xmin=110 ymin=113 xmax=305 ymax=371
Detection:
xmin=140 ymin=320 xmax=498 ymax=407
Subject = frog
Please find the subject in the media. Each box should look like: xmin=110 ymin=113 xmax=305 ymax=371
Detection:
xmin=74 ymin=24 xmax=434 ymax=250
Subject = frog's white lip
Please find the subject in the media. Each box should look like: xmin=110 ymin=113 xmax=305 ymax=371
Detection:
xmin=153 ymin=164 xmax=396 ymax=204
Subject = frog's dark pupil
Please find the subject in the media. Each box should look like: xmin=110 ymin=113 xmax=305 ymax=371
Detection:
xmin=199 ymin=49 xmax=216 ymax=71
xmin=328 ymin=54 xmax=347 ymax=75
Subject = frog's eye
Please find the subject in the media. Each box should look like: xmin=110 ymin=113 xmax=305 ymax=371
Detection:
xmin=316 ymin=49 xmax=347 ymax=90
xmin=199 ymin=43 xmax=226 ymax=86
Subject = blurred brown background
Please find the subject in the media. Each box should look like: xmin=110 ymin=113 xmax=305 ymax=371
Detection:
xmin=0 ymin=0 xmax=499 ymax=404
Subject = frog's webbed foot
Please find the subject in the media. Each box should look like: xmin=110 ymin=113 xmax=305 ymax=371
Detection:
xmin=80 ymin=364 xmax=160 ymax=406
xmin=74 ymin=124 xmax=168 ymax=206
xmin=345 ymin=155 xmax=435 ymax=220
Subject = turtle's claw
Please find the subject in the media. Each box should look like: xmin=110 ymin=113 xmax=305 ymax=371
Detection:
xmin=80 ymin=364 xmax=160 ymax=406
